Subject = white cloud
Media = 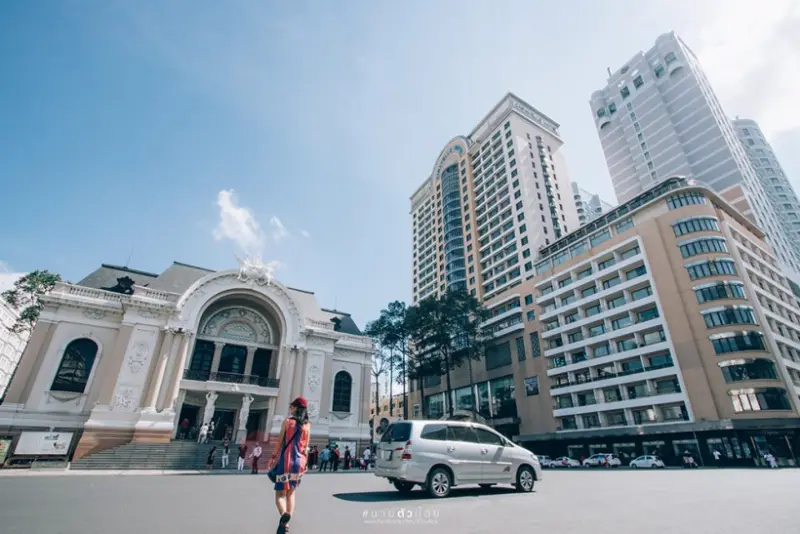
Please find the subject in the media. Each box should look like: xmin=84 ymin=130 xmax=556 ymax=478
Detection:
xmin=213 ymin=190 xmax=265 ymax=257
xmin=690 ymin=0 xmax=800 ymax=139
xmin=269 ymin=216 xmax=289 ymax=243
xmin=300 ymin=229 xmax=310 ymax=239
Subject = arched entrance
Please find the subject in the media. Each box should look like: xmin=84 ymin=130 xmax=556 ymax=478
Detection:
xmin=171 ymin=271 xmax=303 ymax=443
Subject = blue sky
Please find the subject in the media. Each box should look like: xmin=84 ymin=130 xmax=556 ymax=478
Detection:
xmin=1 ymin=1 xmax=798 ymax=329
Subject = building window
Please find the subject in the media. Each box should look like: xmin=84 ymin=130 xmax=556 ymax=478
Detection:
xmin=673 ymin=217 xmax=720 ymax=237
xmin=665 ymin=52 xmax=677 ymax=64
xmin=702 ymin=306 xmax=757 ymax=328
xmin=695 ymin=282 xmax=746 ymax=303
xmin=51 ymin=338 xmax=99 ymax=393
xmin=332 ymin=371 xmax=353 ymax=412
xmin=719 ymin=359 xmax=778 ymax=383
xmin=711 ymin=332 xmax=767 ymax=355
xmin=621 ymin=86 xmax=630 ymax=99
xmin=486 ymin=341 xmax=512 ymax=370
xmin=631 ymin=286 xmax=652 ymax=301
xmin=619 ymin=246 xmax=641 ymax=261
xmin=633 ymin=75 xmax=644 ymax=89
xmin=686 ymin=259 xmax=737 ymax=280
xmin=615 ymin=218 xmax=634 ymax=233
xmin=516 ymin=336 xmax=526 ymax=361
xmin=667 ymin=192 xmax=706 ymax=209
xmin=730 ymin=388 xmax=791 ymax=412
xmin=529 ymin=332 xmax=541 ymax=358
xmin=679 ymin=237 xmax=728 ymax=258
xmin=654 ymin=64 xmax=665 ymax=78
xmin=608 ymin=103 xmax=617 ymax=115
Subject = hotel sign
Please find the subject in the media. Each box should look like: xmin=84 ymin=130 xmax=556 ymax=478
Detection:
xmin=433 ymin=139 xmax=466 ymax=180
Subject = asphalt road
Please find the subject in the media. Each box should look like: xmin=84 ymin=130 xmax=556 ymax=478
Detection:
xmin=0 ymin=468 xmax=797 ymax=533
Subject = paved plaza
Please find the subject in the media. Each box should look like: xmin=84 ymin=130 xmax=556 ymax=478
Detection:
xmin=0 ymin=469 xmax=796 ymax=533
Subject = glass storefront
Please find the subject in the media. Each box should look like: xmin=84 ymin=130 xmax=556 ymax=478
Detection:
xmin=454 ymin=385 xmax=474 ymax=411
xmin=477 ymin=382 xmax=491 ymax=419
xmin=490 ymin=376 xmax=517 ymax=419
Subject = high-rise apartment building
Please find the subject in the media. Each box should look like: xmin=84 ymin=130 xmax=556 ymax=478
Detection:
xmin=589 ymin=32 xmax=800 ymax=277
xmin=410 ymin=176 xmax=800 ymax=466
xmin=732 ymin=118 xmax=800 ymax=259
xmin=410 ymin=93 xmax=579 ymax=304
xmin=571 ymin=182 xmax=614 ymax=226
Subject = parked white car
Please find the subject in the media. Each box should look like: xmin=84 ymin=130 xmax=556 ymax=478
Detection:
xmin=538 ymin=455 xmax=554 ymax=468
xmin=630 ymin=455 xmax=665 ymax=469
xmin=582 ymin=453 xmax=622 ymax=467
xmin=552 ymin=456 xmax=581 ymax=468
xmin=374 ymin=420 xmax=543 ymax=498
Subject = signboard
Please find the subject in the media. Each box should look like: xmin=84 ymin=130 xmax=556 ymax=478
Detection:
xmin=0 ymin=439 xmax=12 ymax=465
xmin=14 ymin=432 xmax=73 ymax=456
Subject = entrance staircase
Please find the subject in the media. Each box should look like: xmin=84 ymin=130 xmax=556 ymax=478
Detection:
xmin=70 ymin=440 xmax=275 ymax=471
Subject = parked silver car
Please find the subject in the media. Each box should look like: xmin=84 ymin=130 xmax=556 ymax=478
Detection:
xmin=374 ymin=420 xmax=542 ymax=498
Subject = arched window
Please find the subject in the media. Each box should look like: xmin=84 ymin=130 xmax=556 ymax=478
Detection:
xmin=331 ymin=371 xmax=352 ymax=412
xmin=51 ymin=338 xmax=99 ymax=393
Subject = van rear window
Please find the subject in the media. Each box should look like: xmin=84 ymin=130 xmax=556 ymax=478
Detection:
xmin=380 ymin=422 xmax=412 ymax=442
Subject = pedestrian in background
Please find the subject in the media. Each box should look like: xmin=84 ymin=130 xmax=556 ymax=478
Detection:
xmin=319 ymin=446 xmax=331 ymax=472
xmin=237 ymin=442 xmax=248 ymax=472
xmin=198 ymin=423 xmax=208 ymax=444
xmin=206 ymin=446 xmax=216 ymax=471
xmin=221 ymin=437 xmax=230 ymax=468
xmin=251 ymin=443 xmax=263 ymax=474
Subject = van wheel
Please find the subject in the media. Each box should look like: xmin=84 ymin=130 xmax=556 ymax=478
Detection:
xmin=393 ymin=481 xmax=415 ymax=493
xmin=516 ymin=465 xmax=535 ymax=493
xmin=426 ymin=467 xmax=452 ymax=498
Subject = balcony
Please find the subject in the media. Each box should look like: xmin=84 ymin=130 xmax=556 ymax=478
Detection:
xmin=548 ymin=361 xmax=675 ymax=391
xmin=183 ymin=369 xmax=280 ymax=389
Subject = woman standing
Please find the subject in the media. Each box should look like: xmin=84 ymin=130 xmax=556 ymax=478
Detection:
xmin=269 ymin=397 xmax=311 ymax=534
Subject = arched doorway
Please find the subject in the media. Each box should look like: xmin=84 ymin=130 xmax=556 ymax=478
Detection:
xmin=177 ymin=294 xmax=284 ymax=442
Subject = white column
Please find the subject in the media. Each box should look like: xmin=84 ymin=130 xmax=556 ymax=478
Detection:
xmin=211 ymin=342 xmax=225 ymax=375
xmin=160 ymin=332 xmax=193 ymax=411
xmin=172 ymin=389 xmax=187 ymax=438
xmin=244 ymin=346 xmax=257 ymax=377
xmin=156 ymin=331 xmax=185 ymax=410
xmin=144 ymin=330 xmax=175 ymax=410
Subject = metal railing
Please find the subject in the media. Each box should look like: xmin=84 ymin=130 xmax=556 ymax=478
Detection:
xmin=183 ymin=369 xmax=279 ymax=388
xmin=549 ymin=361 xmax=675 ymax=390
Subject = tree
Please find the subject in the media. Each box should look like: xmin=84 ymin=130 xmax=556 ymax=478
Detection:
xmin=406 ymin=290 xmax=489 ymax=418
xmin=1 ymin=270 xmax=61 ymax=334
xmin=365 ymin=301 xmax=411 ymax=419
xmin=449 ymin=290 xmax=492 ymax=415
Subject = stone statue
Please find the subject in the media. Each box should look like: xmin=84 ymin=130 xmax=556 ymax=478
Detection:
xmin=203 ymin=391 xmax=218 ymax=425
xmin=236 ymin=255 xmax=280 ymax=286
xmin=238 ymin=394 xmax=254 ymax=427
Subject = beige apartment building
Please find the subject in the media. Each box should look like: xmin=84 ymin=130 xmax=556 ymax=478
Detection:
xmin=411 ymin=92 xmax=580 ymax=305
xmin=410 ymin=176 xmax=800 ymax=466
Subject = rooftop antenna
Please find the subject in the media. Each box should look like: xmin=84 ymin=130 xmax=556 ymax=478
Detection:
xmin=125 ymin=247 xmax=133 ymax=268
xmin=607 ymin=67 xmax=612 ymax=77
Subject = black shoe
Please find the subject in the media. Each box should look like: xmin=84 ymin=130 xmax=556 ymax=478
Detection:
xmin=277 ymin=513 xmax=291 ymax=534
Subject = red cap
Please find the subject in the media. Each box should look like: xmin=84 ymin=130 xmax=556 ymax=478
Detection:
xmin=291 ymin=396 xmax=308 ymax=408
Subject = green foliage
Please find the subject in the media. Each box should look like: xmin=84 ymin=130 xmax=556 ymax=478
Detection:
xmin=406 ymin=290 xmax=490 ymax=417
xmin=1 ymin=270 xmax=61 ymax=334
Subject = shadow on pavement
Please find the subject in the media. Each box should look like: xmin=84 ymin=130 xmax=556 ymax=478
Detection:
xmin=333 ymin=485 xmax=520 ymax=502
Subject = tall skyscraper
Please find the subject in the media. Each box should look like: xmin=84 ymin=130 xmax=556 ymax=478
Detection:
xmin=732 ymin=117 xmax=800 ymax=259
xmin=411 ymin=93 xmax=579 ymax=304
xmin=589 ymin=31 xmax=800 ymax=276
xmin=571 ymin=182 xmax=614 ymax=226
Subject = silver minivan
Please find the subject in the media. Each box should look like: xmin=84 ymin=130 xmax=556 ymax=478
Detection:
xmin=374 ymin=420 xmax=542 ymax=498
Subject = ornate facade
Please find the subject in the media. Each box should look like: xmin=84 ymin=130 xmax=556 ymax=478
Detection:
xmin=0 ymin=261 xmax=373 ymax=461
